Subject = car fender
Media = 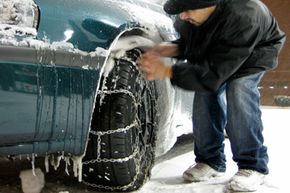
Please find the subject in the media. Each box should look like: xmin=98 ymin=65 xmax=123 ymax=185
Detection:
xmin=98 ymin=31 xmax=179 ymax=157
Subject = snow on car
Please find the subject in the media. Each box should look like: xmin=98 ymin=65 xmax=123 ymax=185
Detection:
xmin=0 ymin=0 xmax=193 ymax=191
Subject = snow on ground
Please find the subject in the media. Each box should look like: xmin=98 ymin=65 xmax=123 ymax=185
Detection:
xmin=2 ymin=107 xmax=289 ymax=193
xmin=135 ymin=107 xmax=290 ymax=193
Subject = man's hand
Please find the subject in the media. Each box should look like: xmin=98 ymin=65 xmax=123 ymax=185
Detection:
xmin=137 ymin=52 xmax=172 ymax=81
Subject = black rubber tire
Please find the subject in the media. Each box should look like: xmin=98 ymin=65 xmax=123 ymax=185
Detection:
xmin=83 ymin=49 xmax=158 ymax=192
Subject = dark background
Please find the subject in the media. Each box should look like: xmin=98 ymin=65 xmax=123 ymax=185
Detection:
xmin=260 ymin=0 xmax=290 ymax=105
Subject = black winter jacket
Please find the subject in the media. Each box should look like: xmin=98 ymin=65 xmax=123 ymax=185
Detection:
xmin=170 ymin=0 xmax=286 ymax=92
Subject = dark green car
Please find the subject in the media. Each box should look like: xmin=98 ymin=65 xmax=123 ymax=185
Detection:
xmin=0 ymin=0 xmax=194 ymax=191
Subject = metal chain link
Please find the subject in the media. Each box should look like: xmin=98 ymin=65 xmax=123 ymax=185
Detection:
xmin=83 ymin=87 xmax=147 ymax=191
xmin=96 ymin=134 xmax=101 ymax=160
xmin=97 ymin=89 xmax=139 ymax=105
xmin=82 ymin=155 xmax=141 ymax=191
xmin=83 ymin=146 xmax=139 ymax=164
xmin=82 ymin=52 xmax=156 ymax=191
xmin=89 ymin=119 xmax=138 ymax=136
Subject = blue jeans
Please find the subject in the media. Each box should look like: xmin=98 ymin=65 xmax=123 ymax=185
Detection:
xmin=192 ymin=72 xmax=269 ymax=174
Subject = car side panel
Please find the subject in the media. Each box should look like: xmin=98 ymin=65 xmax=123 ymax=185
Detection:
xmin=0 ymin=60 xmax=99 ymax=155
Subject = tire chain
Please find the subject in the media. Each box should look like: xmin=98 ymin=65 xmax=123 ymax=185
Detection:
xmin=83 ymin=87 xmax=151 ymax=191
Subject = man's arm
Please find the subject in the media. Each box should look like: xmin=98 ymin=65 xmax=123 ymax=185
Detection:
xmin=147 ymin=42 xmax=179 ymax=57
xmin=171 ymin=18 xmax=263 ymax=92
xmin=139 ymin=17 xmax=263 ymax=92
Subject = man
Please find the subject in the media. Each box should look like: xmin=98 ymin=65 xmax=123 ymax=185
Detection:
xmin=138 ymin=0 xmax=285 ymax=192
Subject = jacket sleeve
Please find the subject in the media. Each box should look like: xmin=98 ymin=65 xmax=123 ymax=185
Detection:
xmin=170 ymin=17 xmax=263 ymax=92
xmin=170 ymin=19 xmax=190 ymax=60
xmin=171 ymin=38 xmax=186 ymax=60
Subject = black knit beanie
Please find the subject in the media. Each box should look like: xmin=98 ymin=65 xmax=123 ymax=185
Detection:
xmin=164 ymin=0 xmax=219 ymax=15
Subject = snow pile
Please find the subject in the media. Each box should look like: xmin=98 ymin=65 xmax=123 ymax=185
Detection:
xmin=0 ymin=24 xmax=36 ymax=37
xmin=0 ymin=32 xmax=108 ymax=58
xmin=0 ymin=27 xmax=109 ymax=69
xmin=19 ymin=168 xmax=45 ymax=193
xmin=0 ymin=0 xmax=37 ymax=28
xmin=29 ymin=40 xmax=75 ymax=52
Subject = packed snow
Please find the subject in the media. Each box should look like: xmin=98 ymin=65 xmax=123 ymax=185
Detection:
xmin=14 ymin=107 xmax=289 ymax=193
xmin=135 ymin=107 xmax=290 ymax=193
xmin=0 ymin=0 xmax=37 ymax=28
xmin=19 ymin=168 xmax=45 ymax=193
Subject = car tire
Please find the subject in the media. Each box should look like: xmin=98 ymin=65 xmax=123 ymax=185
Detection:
xmin=82 ymin=49 xmax=158 ymax=192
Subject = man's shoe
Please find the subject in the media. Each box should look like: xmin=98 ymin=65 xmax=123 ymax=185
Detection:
xmin=183 ymin=162 xmax=225 ymax=182
xmin=228 ymin=169 xmax=265 ymax=192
